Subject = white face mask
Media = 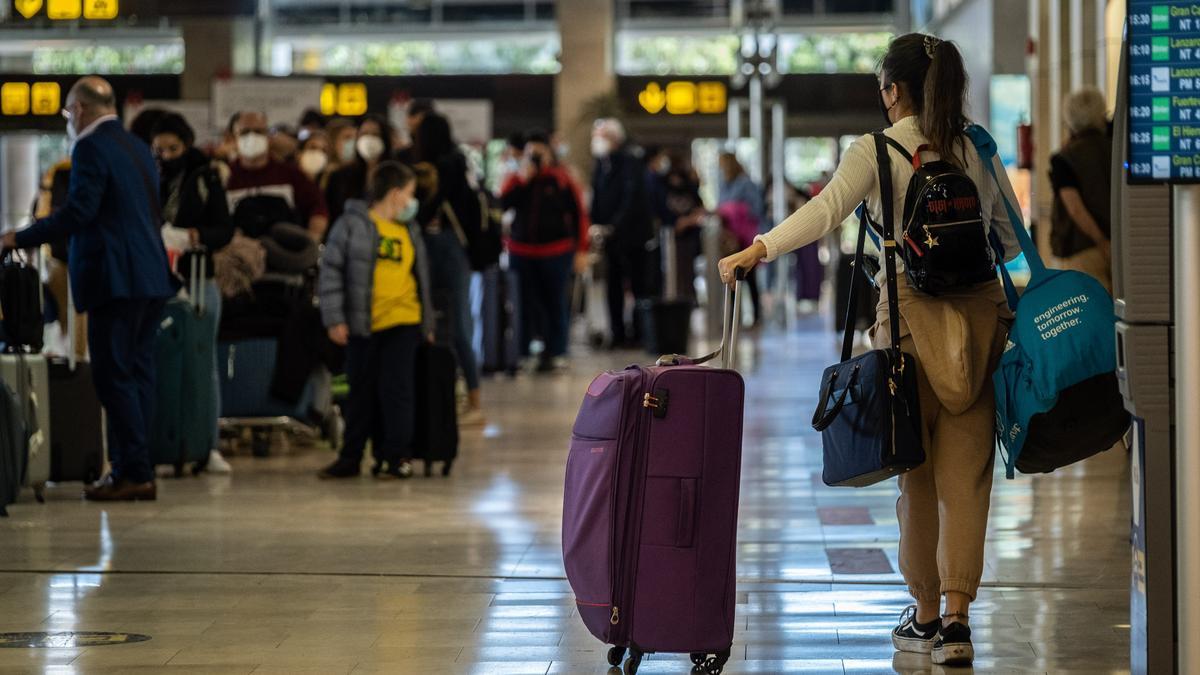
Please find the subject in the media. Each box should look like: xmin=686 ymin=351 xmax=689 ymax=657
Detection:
xmin=356 ymin=134 xmax=385 ymax=163
xmin=299 ymin=150 xmax=328 ymax=178
xmin=237 ymin=133 xmax=269 ymax=160
xmin=591 ymin=137 xmax=612 ymax=159
xmin=339 ymin=138 xmax=356 ymax=163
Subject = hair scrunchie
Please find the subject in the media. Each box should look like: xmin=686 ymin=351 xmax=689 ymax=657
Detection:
xmin=924 ymin=35 xmax=942 ymax=58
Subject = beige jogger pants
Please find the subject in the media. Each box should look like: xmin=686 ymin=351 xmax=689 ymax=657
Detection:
xmin=873 ymin=280 xmax=1011 ymax=603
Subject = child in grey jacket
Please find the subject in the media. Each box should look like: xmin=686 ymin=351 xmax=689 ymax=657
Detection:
xmin=317 ymin=162 xmax=435 ymax=479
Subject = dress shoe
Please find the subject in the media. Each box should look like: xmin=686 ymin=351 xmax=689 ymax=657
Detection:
xmin=84 ymin=476 xmax=157 ymax=502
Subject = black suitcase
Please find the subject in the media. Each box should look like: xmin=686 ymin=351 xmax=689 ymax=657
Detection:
xmin=481 ymin=263 xmax=520 ymax=375
xmin=411 ymin=342 xmax=459 ymax=477
xmin=47 ymin=359 xmax=105 ymax=485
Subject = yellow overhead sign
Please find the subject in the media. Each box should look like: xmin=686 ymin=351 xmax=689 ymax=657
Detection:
xmin=1 ymin=83 xmax=31 ymax=116
xmin=336 ymin=82 xmax=368 ymax=117
xmin=320 ymin=83 xmax=337 ymax=117
xmin=31 ymin=82 xmax=61 ymax=115
xmin=84 ymin=0 xmax=117 ymax=20
xmin=46 ymin=0 xmax=81 ymax=20
xmin=321 ymin=83 xmax=369 ymax=117
xmin=2 ymin=81 xmax=67 ymax=116
xmin=12 ymin=0 xmax=117 ymax=19
xmin=14 ymin=0 xmax=44 ymax=19
xmin=638 ymin=81 xmax=727 ymax=115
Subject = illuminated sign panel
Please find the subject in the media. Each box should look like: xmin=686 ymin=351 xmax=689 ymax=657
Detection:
xmin=30 ymin=82 xmax=60 ymax=114
xmin=1 ymin=82 xmax=31 ymax=116
xmin=46 ymin=0 xmax=81 ymax=19
xmin=637 ymin=81 xmax=727 ymax=115
xmin=336 ymin=82 xmax=368 ymax=116
xmin=1128 ymin=1 xmax=1200 ymax=183
xmin=84 ymin=0 xmax=117 ymax=19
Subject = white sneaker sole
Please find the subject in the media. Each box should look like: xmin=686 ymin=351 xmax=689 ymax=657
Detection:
xmin=892 ymin=633 xmax=935 ymax=655
xmin=932 ymin=642 xmax=974 ymax=666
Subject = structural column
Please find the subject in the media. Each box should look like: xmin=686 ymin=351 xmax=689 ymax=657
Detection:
xmin=179 ymin=18 xmax=257 ymax=102
xmin=555 ymin=0 xmax=617 ymax=180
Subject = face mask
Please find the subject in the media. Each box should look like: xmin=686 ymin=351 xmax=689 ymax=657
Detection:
xmin=397 ymin=197 xmax=420 ymax=223
xmin=339 ymin=138 xmax=357 ymax=163
xmin=299 ymin=150 xmax=328 ymax=178
xmin=591 ymin=137 xmax=612 ymax=159
xmin=66 ymin=119 xmax=78 ymax=143
xmin=879 ymin=85 xmax=898 ymax=126
xmin=357 ymin=135 xmax=386 ymax=163
xmin=237 ymin=133 xmax=269 ymax=160
xmin=158 ymin=155 xmax=186 ymax=177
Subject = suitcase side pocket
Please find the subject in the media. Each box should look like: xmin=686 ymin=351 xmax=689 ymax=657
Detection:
xmin=562 ymin=436 xmax=619 ymax=641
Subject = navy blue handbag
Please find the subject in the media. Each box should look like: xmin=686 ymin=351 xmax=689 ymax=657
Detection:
xmin=812 ymin=133 xmax=925 ymax=487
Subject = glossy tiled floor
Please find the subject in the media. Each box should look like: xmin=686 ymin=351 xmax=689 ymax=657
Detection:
xmin=0 ymin=315 xmax=1132 ymax=674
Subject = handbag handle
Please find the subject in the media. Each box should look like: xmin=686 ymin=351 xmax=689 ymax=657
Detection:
xmin=812 ymin=364 xmax=861 ymax=431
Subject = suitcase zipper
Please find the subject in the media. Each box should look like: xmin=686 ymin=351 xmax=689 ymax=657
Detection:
xmin=609 ymin=371 xmax=653 ymax=640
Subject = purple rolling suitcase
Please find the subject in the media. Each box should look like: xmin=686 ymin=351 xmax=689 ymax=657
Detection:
xmin=563 ymin=273 xmax=747 ymax=675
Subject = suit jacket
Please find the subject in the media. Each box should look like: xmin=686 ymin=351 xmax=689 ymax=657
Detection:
xmin=15 ymin=119 xmax=175 ymax=312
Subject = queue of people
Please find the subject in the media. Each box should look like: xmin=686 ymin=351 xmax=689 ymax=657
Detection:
xmin=0 ymin=76 xmax=848 ymax=502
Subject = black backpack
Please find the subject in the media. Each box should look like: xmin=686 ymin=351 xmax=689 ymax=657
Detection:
xmin=871 ymin=134 xmax=996 ymax=295
xmin=442 ymin=187 xmax=503 ymax=272
xmin=232 ymin=194 xmax=297 ymax=239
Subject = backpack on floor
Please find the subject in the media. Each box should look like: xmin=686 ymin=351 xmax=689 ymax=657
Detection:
xmin=867 ymin=136 xmax=997 ymax=295
xmin=966 ymin=125 xmax=1130 ymax=478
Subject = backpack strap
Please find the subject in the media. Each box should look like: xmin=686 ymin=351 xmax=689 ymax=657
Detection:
xmin=872 ymin=132 xmax=904 ymax=358
xmin=910 ymin=143 xmax=933 ymax=171
xmin=965 ymin=124 xmax=1046 ymax=310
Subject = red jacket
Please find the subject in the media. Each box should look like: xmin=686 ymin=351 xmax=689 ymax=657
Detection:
xmin=500 ymin=166 xmax=589 ymax=258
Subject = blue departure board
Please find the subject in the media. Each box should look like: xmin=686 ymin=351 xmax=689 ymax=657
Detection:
xmin=1128 ymin=1 xmax=1200 ymax=183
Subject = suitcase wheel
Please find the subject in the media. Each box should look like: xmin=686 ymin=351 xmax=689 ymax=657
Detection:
xmin=690 ymin=653 xmax=707 ymax=666
xmin=33 ymin=483 xmax=46 ymax=504
xmin=251 ymin=429 xmax=271 ymax=457
xmin=606 ymin=646 xmax=626 ymax=667
xmin=622 ymin=650 xmax=642 ymax=675
xmin=700 ymin=649 xmax=731 ymax=675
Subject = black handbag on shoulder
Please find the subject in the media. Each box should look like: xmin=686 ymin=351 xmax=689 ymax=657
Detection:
xmin=812 ymin=133 xmax=925 ymax=487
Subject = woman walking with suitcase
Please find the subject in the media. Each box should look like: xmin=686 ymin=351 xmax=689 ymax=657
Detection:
xmin=719 ymin=34 xmax=1022 ymax=667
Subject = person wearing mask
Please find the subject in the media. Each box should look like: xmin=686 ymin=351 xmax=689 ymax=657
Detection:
xmin=317 ymin=162 xmax=434 ymax=480
xmin=325 ymin=118 xmax=359 ymax=175
xmin=268 ymin=124 xmax=300 ymax=165
xmin=649 ymin=151 xmax=706 ymax=304
xmin=717 ymin=153 xmax=765 ymax=324
xmin=297 ymin=129 xmax=332 ymax=187
xmin=1050 ymin=87 xmax=1113 ymax=293
xmin=589 ymin=118 xmax=654 ymax=349
xmin=324 ymin=114 xmax=395 ymax=229
xmin=150 ymin=112 xmax=236 ymax=475
xmin=500 ymin=130 xmax=590 ymax=373
xmin=1 ymin=77 xmax=176 ymax=501
xmin=719 ymin=35 xmax=1021 ymax=667
xmin=226 ymin=111 xmax=329 ymax=241
xmin=412 ymin=113 xmax=485 ymax=423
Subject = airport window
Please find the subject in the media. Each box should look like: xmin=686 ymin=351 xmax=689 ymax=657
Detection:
xmin=279 ymin=34 xmax=560 ymax=76
xmin=784 ymin=137 xmax=838 ymax=187
xmin=615 ymin=34 xmax=741 ymax=76
xmin=31 ymin=43 xmax=184 ymax=75
xmin=777 ymin=32 xmax=891 ymax=74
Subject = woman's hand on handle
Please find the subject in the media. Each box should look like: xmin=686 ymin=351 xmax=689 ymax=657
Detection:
xmin=718 ymin=240 xmax=767 ymax=287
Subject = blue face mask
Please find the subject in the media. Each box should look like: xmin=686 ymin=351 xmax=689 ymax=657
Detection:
xmin=398 ymin=198 xmax=420 ymax=223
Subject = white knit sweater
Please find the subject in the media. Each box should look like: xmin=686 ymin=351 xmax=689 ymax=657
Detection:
xmin=757 ymin=116 xmax=1023 ymax=272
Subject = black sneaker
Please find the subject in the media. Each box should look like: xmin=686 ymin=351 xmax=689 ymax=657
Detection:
xmin=932 ymin=621 xmax=974 ymax=666
xmin=318 ymin=459 xmax=360 ymax=479
xmin=378 ymin=461 xmax=414 ymax=480
xmin=891 ymin=605 xmax=940 ymax=654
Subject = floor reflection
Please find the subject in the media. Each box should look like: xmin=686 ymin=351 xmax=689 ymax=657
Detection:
xmin=0 ymin=327 xmax=1131 ymax=673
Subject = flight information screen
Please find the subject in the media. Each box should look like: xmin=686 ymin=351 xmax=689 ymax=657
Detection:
xmin=1128 ymin=1 xmax=1200 ymax=183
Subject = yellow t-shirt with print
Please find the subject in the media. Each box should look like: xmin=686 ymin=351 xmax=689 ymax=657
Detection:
xmin=371 ymin=212 xmax=422 ymax=332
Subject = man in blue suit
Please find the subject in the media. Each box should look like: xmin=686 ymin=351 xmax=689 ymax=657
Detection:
xmin=2 ymin=77 xmax=175 ymax=501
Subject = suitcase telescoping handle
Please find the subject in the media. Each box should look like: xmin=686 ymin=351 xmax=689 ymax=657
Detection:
xmin=656 ymin=266 xmax=745 ymax=370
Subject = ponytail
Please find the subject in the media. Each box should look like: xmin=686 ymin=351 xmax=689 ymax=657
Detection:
xmin=879 ymin=33 xmax=971 ymax=167
xmin=921 ymin=39 xmax=970 ymax=167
